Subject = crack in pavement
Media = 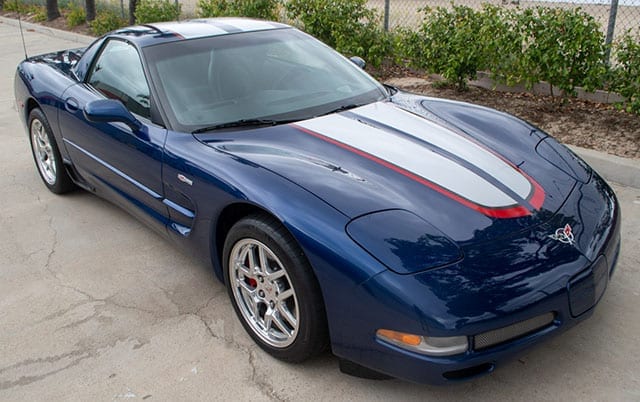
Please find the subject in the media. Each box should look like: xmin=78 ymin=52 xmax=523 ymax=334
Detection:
xmin=18 ymin=194 xmax=286 ymax=399
xmin=188 ymin=310 xmax=286 ymax=402
xmin=43 ymin=215 xmax=60 ymax=282
xmin=249 ymin=350 xmax=288 ymax=402
xmin=0 ymin=350 xmax=94 ymax=391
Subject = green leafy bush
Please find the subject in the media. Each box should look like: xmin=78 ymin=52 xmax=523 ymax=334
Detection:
xmin=476 ymin=5 xmax=522 ymax=85
xmin=397 ymin=5 xmax=486 ymax=90
xmin=3 ymin=0 xmax=45 ymax=19
xmin=286 ymin=0 xmax=391 ymax=67
xmin=134 ymin=0 xmax=180 ymax=23
xmin=66 ymin=3 xmax=86 ymax=27
xmin=515 ymin=7 xmax=606 ymax=96
xmin=197 ymin=0 xmax=280 ymax=20
xmin=3 ymin=0 xmax=26 ymax=12
xmin=611 ymin=31 xmax=640 ymax=114
xmin=90 ymin=9 xmax=127 ymax=35
xmin=33 ymin=6 xmax=47 ymax=21
xmin=398 ymin=5 xmax=606 ymax=94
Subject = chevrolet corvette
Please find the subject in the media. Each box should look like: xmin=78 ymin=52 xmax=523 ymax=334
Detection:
xmin=14 ymin=18 xmax=620 ymax=384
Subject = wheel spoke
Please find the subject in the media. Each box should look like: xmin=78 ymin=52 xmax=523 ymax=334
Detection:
xmin=258 ymin=246 xmax=269 ymax=273
xmin=277 ymin=303 xmax=297 ymax=328
xmin=266 ymin=269 xmax=285 ymax=282
xmin=37 ymin=127 xmax=47 ymax=145
xmin=239 ymin=285 xmax=258 ymax=318
xmin=237 ymin=277 xmax=255 ymax=293
xmin=270 ymin=310 xmax=291 ymax=335
xmin=247 ymin=245 xmax=258 ymax=275
xmin=263 ymin=307 xmax=274 ymax=331
xmin=235 ymin=258 xmax=252 ymax=277
xmin=277 ymin=288 xmax=294 ymax=302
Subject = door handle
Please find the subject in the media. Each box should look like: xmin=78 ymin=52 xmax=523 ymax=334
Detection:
xmin=65 ymin=97 xmax=79 ymax=113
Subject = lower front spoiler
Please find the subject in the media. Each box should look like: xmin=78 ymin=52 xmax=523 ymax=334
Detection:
xmin=335 ymin=306 xmax=592 ymax=385
xmin=331 ymin=242 xmax=619 ymax=385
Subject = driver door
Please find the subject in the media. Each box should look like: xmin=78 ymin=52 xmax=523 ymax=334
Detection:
xmin=58 ymin=38 xmax=169 ymax=232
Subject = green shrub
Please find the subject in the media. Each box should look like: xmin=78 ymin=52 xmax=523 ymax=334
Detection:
xmin=611 ymin=31 xmax=640 ymax=114
xmin=32 ymin=5 xmax=47 ymax=21
xmin=398 ymin=5 xmax=606 ymax=94
xmin=90 ymin=9 xmax=127 ymax=35
xmin=197 ymin=0 xmax=280 ymax=20
xmin=135 ymin=0 xmax=181 ymax=23
xmin=397 ymin=5 xmax=486 ymax=90
xmin=286 ymin=0 xmax=391 ymax=67
xmin=515 ymin=7 xmax=606 ymax=96
xmin=3 ymin=0 xmax=25 ymax=12
xmin=477 ymin=5 xmax=522 ymax=86
xmin=3 ymin=0 xmax=45 ymax=17
xmin=66 ymin=3 xmax=86 ymax=27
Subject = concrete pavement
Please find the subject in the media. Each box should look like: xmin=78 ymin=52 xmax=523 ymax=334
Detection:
xmin=1 ymin=18 xmax=639 ymax=401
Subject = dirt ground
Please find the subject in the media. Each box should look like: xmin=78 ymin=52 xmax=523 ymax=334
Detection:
xmin=3 ymin=11 xmax=639 ymax=159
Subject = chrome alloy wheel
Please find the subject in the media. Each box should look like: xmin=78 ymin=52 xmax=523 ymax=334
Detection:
xmin=30 ymin=118 xmax=57 ymax=185
xmin=229 ymin=239 xmax=300 ymax=348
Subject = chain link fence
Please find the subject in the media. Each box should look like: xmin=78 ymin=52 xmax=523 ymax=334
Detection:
xmin=100 ymin=0 xmax=638 ymax=42
xmin=8 ymin=0 xmax=637 ymax=47
xmin=367 ymin=0 xmax=638 ymax=45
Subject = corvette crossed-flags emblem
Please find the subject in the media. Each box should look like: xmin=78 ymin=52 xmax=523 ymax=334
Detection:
xmin=549 ymin=223 xmax=575 ymax=245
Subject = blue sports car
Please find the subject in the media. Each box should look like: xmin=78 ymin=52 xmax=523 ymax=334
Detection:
xmin=14 ymin=18 xmax=620 ymax=384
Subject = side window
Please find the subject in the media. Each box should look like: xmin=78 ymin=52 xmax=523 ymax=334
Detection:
xmin=88 ymin=40 xmax=151 ymax=119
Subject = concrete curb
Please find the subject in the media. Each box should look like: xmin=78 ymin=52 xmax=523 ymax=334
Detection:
xmin=0 ymin=16 xmax=94 ymax=44
xmin=570 ymin=145 xmax=640 ymax=189
xmin=471 ymin=72 xmax=625 ymax=105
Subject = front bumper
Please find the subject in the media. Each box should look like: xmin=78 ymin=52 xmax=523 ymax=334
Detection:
xmin=330 ymin=174 xmax=621 ymax=384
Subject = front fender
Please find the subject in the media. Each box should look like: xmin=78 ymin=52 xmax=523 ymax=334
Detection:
xmin=161 ymin=131 xmax=391 ymax=347
xmin=14 ymin=61 xmax=78 ymax=161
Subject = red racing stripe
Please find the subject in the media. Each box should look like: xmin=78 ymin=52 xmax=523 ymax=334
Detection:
xmin=293 ymin=124 xmax=543 ymax=219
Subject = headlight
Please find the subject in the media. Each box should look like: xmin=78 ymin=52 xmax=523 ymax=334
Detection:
xmin=346 ymin=209 xmax=462 ymax=274
xmin=376 ymin=329 xmax=468 ymax=356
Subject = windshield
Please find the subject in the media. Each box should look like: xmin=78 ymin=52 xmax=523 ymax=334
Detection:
xmin=143 ymin=28 xmax=387 ymax=132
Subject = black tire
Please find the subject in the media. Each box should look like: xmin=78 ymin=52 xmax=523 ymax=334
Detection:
xmin=223 ymin=213 xmax=328 ymax=362
xmin=28 ymin=108 xmax=76 ymax=194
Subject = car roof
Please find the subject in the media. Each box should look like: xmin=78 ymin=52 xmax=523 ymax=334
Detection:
xmin=110 ymin=18 xmax=291 ymax=47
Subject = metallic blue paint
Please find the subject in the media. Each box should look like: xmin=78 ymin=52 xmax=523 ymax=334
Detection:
xmin=14 ymin=20 xmax=620 ymax=384
xmin=346 ymin=209 xmax=463 ymax=274
xmin=83 ymin=99 xmax=144 ymax=132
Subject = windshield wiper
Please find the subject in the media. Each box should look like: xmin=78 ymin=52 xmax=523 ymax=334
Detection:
xmin=192 ymin=118 xmax=296 ymax=134
xmin=317 ymin=103 xmax=366 ymax=118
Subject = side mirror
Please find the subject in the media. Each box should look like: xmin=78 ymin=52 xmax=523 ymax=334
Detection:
xmin=84 ymin=99 xmax=143 ymax=132
xmin=349 ymin=56 xmax=366 ymax=69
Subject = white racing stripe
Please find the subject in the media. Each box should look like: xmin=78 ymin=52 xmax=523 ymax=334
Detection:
xmin=153 ymin=21 xmax=227 ymax=38
xmin=211 ymin=18 xmax=283 ymax=32
xmin=153 ymin=19 xmax=285 ymax=39
xmin=297 ymin=112 xmax=521 ymax=208
xmin=353 ymin=102 xmax=533 ymax=199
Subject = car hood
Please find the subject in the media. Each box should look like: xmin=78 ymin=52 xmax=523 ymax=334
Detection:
xmin=196 ymin=95 xmax=583 ymax=246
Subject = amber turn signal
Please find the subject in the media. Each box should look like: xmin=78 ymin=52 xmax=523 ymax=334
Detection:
xmin=376 ymin=329 xmax=422 ymax=346
xmin=376 ymin=328 xmax=468 ymax=356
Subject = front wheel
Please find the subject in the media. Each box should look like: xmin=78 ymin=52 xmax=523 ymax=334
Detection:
xmin=223 ymin=214 xmax=328 ymax=362
xmin=28 ymin=108 xmax=76 ymax=194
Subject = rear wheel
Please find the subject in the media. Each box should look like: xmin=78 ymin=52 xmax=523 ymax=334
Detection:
xmin=28 ymin=108 xmax=75 ymax=194
xmin=223 ymin=214 xmax=328 ymax=362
